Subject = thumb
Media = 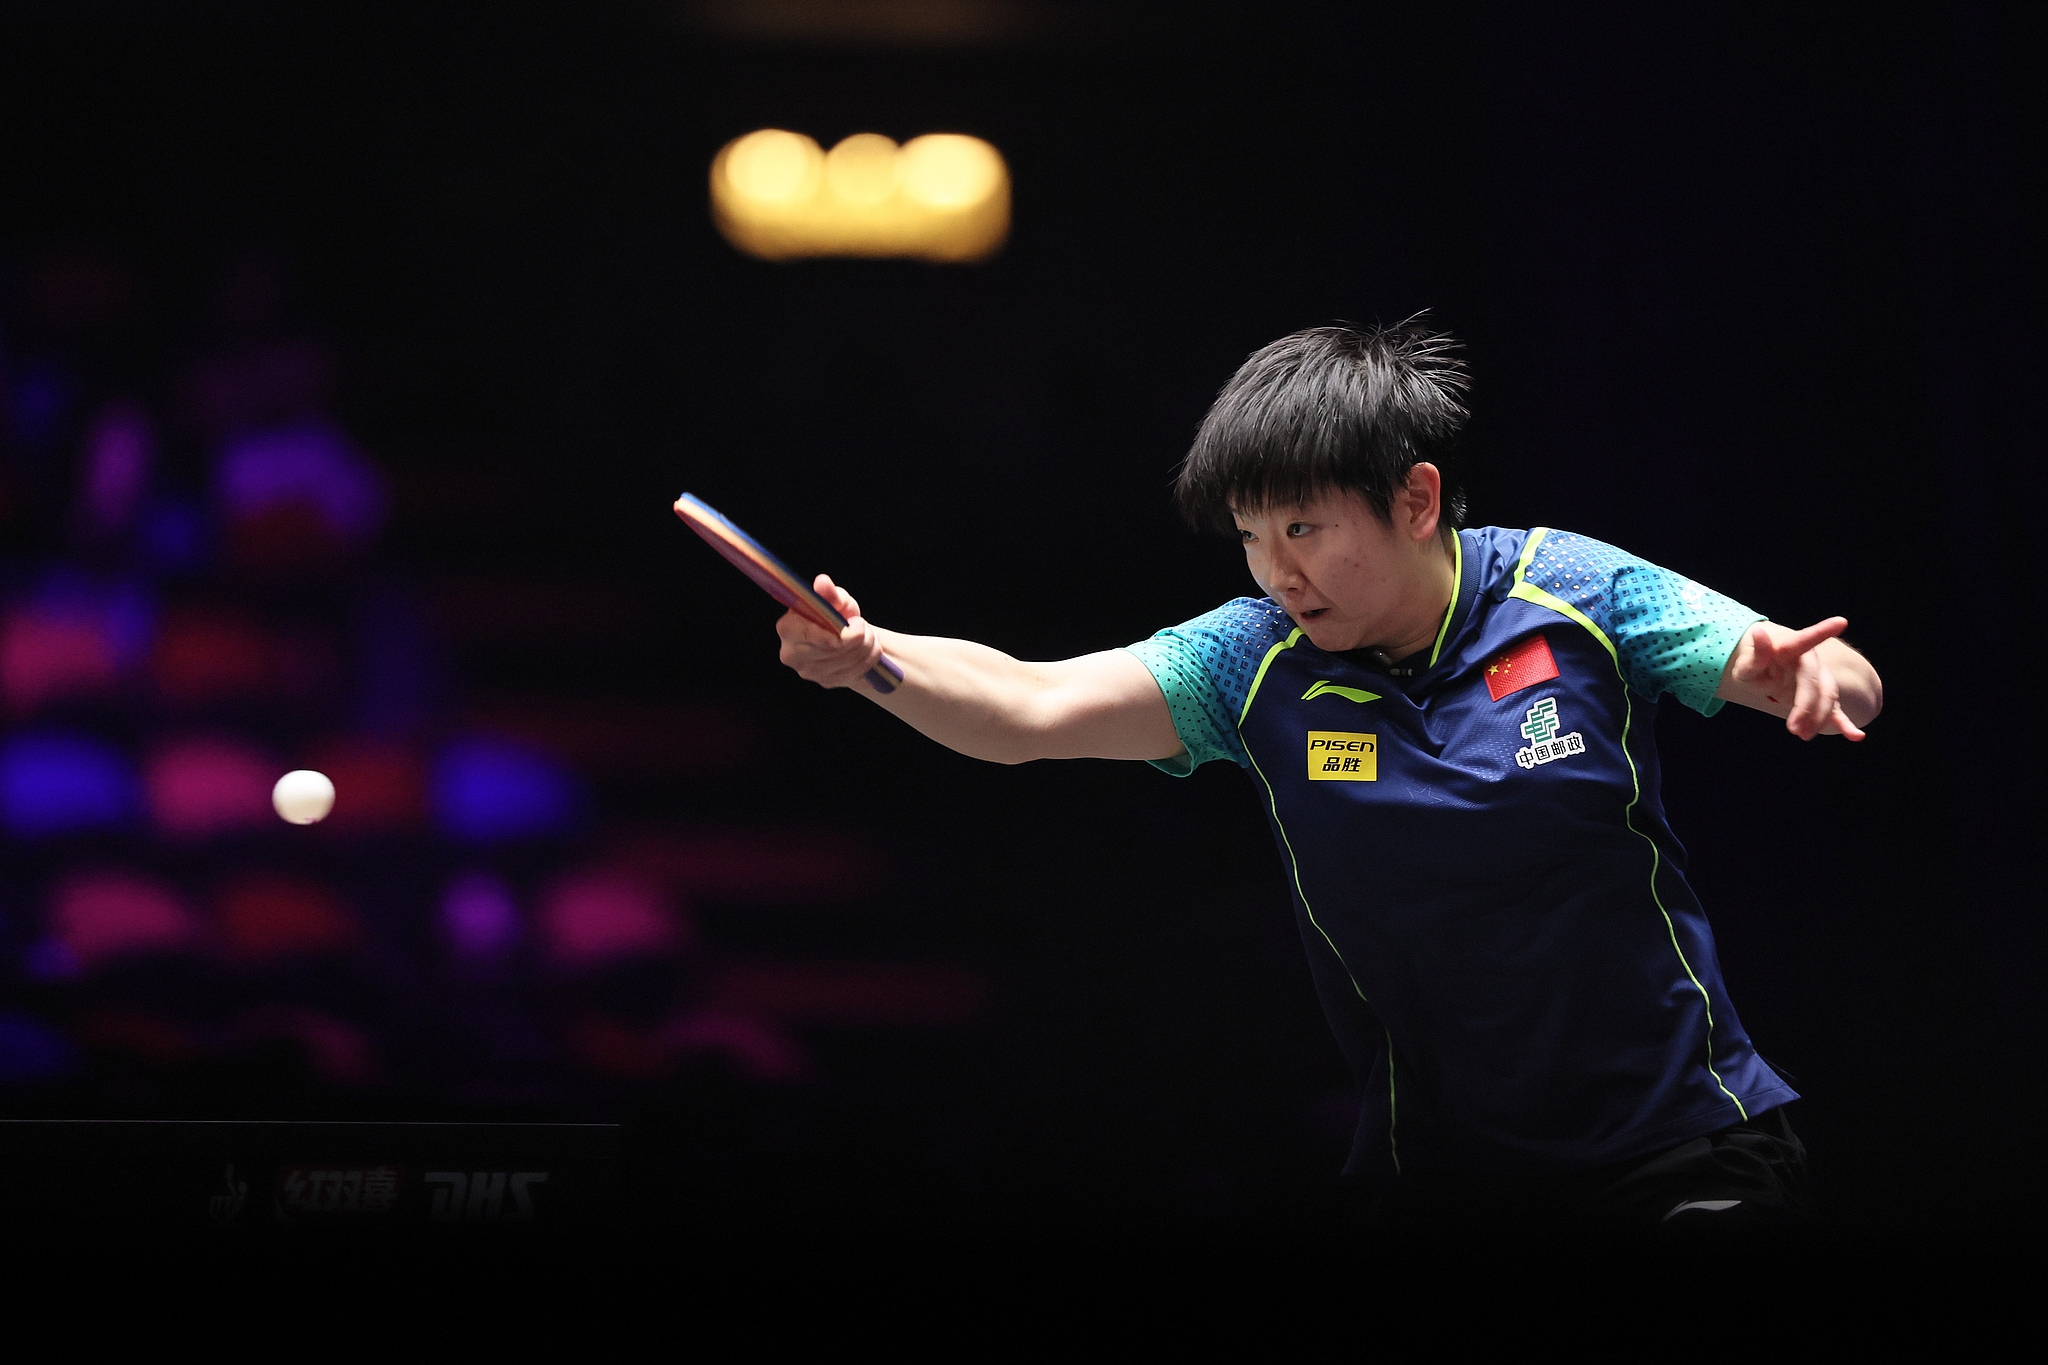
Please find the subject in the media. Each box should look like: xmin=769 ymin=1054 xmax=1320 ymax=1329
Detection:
xmin=1743 ymin=623 xmax=1778 ymax=670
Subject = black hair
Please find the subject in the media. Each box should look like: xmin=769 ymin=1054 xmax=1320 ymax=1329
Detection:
xmin=1174 ymin=318 xmax=1470 ymax=537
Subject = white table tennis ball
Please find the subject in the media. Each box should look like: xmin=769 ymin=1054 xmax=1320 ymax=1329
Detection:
xmin=272 ymin=769 xmax=336 ymax=825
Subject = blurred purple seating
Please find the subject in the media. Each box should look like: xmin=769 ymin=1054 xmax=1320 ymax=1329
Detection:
xmin=441 ymin=869 xmax=522 ymax=966
xmin=215 ymin=416 xmax=384 ymax=569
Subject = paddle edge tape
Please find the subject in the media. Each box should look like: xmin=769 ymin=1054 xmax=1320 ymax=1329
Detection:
xmin=674 ymin=493 xmax=903 ymax=694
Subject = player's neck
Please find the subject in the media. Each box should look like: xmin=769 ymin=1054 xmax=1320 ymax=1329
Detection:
xmin=1375 ymin=535 xmax=1459 ymax=662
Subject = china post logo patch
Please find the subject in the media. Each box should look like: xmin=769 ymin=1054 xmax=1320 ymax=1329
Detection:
xmin=1307 ymin=731 xmax=1377 ymax=781
xmin=1514 ymin=696 xmax=1585 ymax=769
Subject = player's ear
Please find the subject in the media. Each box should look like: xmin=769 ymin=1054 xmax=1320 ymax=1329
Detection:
xmin=1404 ymin=463 xmax=1443 ymax=543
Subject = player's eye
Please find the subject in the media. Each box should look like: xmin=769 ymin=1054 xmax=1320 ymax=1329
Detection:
xmin=1237 ymin=528 xmax=1255 ymax=543
xmin=1287 ymin=522 xmax=1311 ymax=537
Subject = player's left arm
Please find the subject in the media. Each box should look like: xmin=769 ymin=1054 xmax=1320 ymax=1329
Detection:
xmin=1714 ymin=617 xmax=1883 ymax=741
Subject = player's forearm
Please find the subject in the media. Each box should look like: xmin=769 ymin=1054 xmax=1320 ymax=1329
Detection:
xmin=856 ymin=628 xmax=1069 ymax=764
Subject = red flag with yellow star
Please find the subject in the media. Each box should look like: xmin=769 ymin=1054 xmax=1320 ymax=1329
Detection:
xmin=1483 ymin=633 xmax=1559 ymax=701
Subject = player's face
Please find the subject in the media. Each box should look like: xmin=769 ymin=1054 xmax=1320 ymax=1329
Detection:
xmin=1234 ymin=486 xmax=1445 ymax=656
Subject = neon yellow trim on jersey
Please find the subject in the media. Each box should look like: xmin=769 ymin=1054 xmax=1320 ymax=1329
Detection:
xmin=1302 ymin=681 xmax=1381 ymax=704
xmin=1238 ymin=628 xmax=1370 ymax=1006
xmin=1238 ymin=628 xmax=1304 ymax=726
xmin=1509 ymin=529 xmax=1620 ymax=665
xmin=1385 ymin=1030 xmax=1401 ymax=1175
xmin=1511 ymin=527 xmax=1748 ymax=1119
xmin=1427 ymin=530 xmax=1464 ymax=669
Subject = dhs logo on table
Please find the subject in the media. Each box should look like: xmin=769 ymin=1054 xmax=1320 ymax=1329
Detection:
xmin=425 ymin=1171 xmax=550 ymax=1223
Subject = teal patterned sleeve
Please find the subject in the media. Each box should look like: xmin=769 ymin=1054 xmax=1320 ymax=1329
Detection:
xmin=1521 ymin=531 xmax=1765 ymax=716
xmin=1122 ymin=597 xmax=1296 ymax=775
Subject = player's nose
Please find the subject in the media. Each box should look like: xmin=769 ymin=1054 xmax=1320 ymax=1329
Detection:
xmin=1264 ymin=547 xmax=1307 ymax=591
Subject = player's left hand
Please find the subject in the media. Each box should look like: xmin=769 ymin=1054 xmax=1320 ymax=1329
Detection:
xmin=1726 ymin=617 xmax=1866 ymax=742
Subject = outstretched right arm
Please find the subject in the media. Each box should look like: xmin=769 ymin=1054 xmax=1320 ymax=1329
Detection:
xmin=775 ymin=575 xmax=1184 ymax=767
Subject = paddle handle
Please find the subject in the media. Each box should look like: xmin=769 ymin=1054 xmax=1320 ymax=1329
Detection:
xmin=787 ymin=597 xmax=901 ymax=695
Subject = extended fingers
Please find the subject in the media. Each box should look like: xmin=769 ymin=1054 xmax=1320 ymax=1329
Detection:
xmin=1780 ymin=616 xmax=1849 ymax=659
xmin=814 ymin=573 xmax=861 ymax=622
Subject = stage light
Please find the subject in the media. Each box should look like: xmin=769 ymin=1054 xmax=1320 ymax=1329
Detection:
xmin=722 ymin=128 xmax=823 ymax=205
xmin=711 ymin=129 xmax=1009 ymax=263
xmin=824 ymin=132 xmax=900 ymax=205
xmin=898 ymin=133 xmax=1004 ymax=210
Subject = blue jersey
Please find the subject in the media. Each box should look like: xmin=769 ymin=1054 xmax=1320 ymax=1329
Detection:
xmin=1125 ymin=526 xmax=1796 ymax=1178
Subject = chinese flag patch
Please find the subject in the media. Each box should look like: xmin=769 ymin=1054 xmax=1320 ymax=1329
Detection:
xmin=1483 ymin=633 xmax=1560 ymax=701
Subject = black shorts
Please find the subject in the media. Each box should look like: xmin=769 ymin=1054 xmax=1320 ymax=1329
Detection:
xmin=1359 ymin=1104 xmax=1816 ymax=1238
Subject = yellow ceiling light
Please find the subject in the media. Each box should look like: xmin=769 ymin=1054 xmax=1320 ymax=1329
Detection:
xmin=824 ymin=133 xmax=901 ymax=205
xmin=711 ymin=129 xmax=1009 ymax=263
xmin=723 ymin=128 xmax=824 ymax=205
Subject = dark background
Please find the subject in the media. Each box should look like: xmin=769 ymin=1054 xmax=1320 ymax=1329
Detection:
xmin=0 ymin=0 xmax=2039 ymax=1231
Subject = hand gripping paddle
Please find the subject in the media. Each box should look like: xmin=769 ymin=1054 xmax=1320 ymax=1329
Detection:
xmin=673 ymin=493 xmax=904 ymax=694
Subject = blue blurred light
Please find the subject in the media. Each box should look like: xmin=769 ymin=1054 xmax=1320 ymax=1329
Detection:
xmin=6 ymin=361 xmax=76 ymax=457
xmin=432 ymin=736 xmax=582 ymax=843
xmin=0 ymin=1013 xmax=79 ymax=1082
xmin=0 ymin=729 xmax=137 ymax=836
xmin=30 ymin=567 xmax=158 ymax=668
xmin=21 ymin=938 xmax=81 ymax=981
xmin=138 ymin=494 xmax=211 ymax=573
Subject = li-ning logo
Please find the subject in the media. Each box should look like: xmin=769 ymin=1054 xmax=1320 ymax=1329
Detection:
xmin=1514 ymin=697 xmax=1585 ymax=769
xmin=1307 ymin=731 xmax=1377 ymax=781
xmin=1302 ymin=681 xmax=1381 ymax=705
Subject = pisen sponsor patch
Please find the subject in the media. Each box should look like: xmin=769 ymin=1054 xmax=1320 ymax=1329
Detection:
xmin=1307 ymin=731 xmax=1377 ymax=781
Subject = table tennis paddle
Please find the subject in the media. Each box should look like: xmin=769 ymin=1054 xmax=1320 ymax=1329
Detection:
xmin=673 ymin=493 xmax=904 ymax=694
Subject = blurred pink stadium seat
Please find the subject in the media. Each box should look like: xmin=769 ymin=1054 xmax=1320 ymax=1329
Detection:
xmin=2 ymin=608 xmax=119 ymax=714
xmin=49 ymin=869 xmax=204 ymax=968
xmin=536 ymin=867 xmax=691 ymax=969
xmin=215 ymin=873 xmax=361 ymax=961
xmin=144 ymin=733 xmax=275 ymax=837
xmin=0 ymin=574 xmax=155 ymax=715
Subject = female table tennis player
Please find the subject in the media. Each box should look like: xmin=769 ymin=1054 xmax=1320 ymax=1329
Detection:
xmin=773 ymin=321 xmax=1882 ymax=1234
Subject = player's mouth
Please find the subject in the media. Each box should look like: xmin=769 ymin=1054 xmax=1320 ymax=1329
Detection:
xmin=1298 ymin=607 xmax=1331 ymax=621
